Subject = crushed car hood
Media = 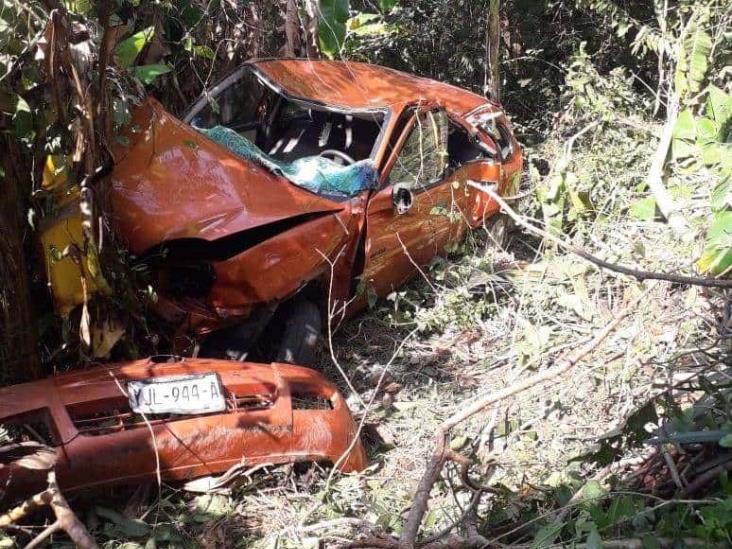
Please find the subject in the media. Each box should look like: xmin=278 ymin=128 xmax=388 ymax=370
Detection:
xmin=107 ymin=99 xmax=344 ymax=255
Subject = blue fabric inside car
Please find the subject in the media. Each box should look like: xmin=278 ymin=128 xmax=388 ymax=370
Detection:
xmin=198 ymin=125 xmax=379 ymax=198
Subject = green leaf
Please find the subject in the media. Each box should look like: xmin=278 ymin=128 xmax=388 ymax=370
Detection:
xmin=132 ymin=64 xmax=171 ymax=85
xmin=675 ymin=22 xmax=712 ymax=97
xmin=569 ymin=189 xmax=593 ymax=215
xmin=696 ymin=117 xmax=718 ymax=144
xmin=533 ymin=522 xmax=563 ymax=549
xmin=701 ymin=142 xmax=723 ymax=166
xmin=347 ymin=13 xmax=390 ymax=36
xmin=181 ymin=5 xmax=203 ymax=27
xmin=673 ymin=109 xmax=696 ymax=140
xmin=720 ymin=434 xmax=732 ymax=448
xmin=586 ymin=528 xmax=602 ymax=549
xmin=671 ymin=138 xmax=696 ymax=161
xmin=579 ymin=480 xmax=607 ymax=503
xmin=95 ymin=506 xmax=149 ymax=538
xmin=378 ymin=0 xmax=397 ymax=11
xmin=348 ymin=12 xmax=380 ymax=29
xmin=605 ymin=496 xmax=636 ymax=526
xmin=628 ymin=198 xmax=657 ymax=221
xmin=699 ymin=246 xmax=732 ymax=276
xmin=706 ymin=86 xmax=732 ymax=140
xmin=318 ymin=0 xmax=350 ymax=58
xmin=686 ymin=29 xmax=712 ymax=93
xmin=193 ymin=45 xmax=216 ymax=60
xmin=698 ymin=211 xmax=732 ymax=275
xmin=711 ymin=176 xmax=732 ymax=211
xmin=115 ymin=26 xmax=155 ymax=69
xmin=704 ymin=211 xmax=732 ymax=250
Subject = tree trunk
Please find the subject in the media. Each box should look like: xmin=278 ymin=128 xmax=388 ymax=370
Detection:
xmin=303 ymin=0 xmax=321 ymax=59
xmin=486 ymin=0 xmax=501 ymax=102
xmin=0 ymin=138 xmax=41 ymax=384
xmin=282 ymin=0 xmax=301 ymax=57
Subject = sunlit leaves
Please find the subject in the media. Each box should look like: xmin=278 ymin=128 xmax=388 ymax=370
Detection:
xmin=672 ymin=88 xmax=732 ymax=167
xmin=63 ymin=0 xmax=93 ymax=16
xmin=675 ymin=86 xmax=732 ymax=275
xmin=377 ymin=0 xmax=397 ymax=12
xmin=710 ymin=175 xmax=732 ymax=211
xmin=318 ymin=0 xmax=349 ymax=58
xmin=698 ymin=211 xmax=732 ymax=275
xmin=628 ymin=197 xmax=658 ymax=221
xmin=132 ymin=64 xmax=172 ymax=84
xmin=674 ymin=19 xmax=712 ymax=99
xmin=706 ymin=86 xmax=732 ymax=142
xmin=347 ymin=13 xmax=390 ymax=36
xmin=115 ymin=26 xmax=155 ymax=69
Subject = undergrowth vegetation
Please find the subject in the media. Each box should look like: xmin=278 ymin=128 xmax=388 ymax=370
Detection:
xmin=1 ymin=0 xmax=731 ymax=547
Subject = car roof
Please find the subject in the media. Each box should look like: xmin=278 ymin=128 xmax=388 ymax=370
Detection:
xmin=251 ymin=58 xmax=497 ymax=115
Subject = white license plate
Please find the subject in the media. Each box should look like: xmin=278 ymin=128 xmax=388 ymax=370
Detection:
xmin=127 ymin=373 xmax=226 ymax=415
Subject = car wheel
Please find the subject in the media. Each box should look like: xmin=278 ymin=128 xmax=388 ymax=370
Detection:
xmin=485 ymin=212 xmax=513 ymax=248
xmin=275 ymin=298 xmax=322 ymax=366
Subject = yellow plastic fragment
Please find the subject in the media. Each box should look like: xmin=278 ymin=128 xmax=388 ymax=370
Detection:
xmin=39 ymin=187 xmax=108 ymax=315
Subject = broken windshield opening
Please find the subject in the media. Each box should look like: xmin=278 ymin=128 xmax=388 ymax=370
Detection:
xmin=184 ymin=66 xmax=386 ymax=198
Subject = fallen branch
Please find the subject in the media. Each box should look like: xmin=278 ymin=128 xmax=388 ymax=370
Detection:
xmin=0 ymin=489 xmax=54 ymax=528
xmin=684 ymin=457 xmax=732 ymax=496
xmin=25 ymin=472 xmax=97 ymax=549
xmin=1 ymin=444 xmax=97 ymax=549
xmin=398 ymin=292 xmax=645 ymax=548
xmin=469 ymin=182 xmax=732 ymax=289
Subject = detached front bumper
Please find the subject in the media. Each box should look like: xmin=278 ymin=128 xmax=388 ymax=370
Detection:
xmin=0 ymin=358 xmax=366 ymax=500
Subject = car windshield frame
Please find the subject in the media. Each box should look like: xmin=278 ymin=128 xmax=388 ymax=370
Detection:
xmin=183 ymin=63 xmax=391 ymax=163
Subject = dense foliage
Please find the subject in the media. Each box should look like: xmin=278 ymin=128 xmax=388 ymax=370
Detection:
xmin=0 ymin=0 xmax=731 ymax=547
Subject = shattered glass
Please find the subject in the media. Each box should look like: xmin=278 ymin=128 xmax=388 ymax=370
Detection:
xmin=198 ymin=125 xmax=379 ymax=198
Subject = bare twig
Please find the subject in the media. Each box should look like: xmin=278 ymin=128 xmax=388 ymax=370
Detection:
xmin=0 ymin=489 xmax=53 ymax=528
xmin=398 ymin=292 xmax=645 ymax=548
xmin=1 ymin=470 xmax=97 ymax=549
xmin=469 ymin=182 xmax=732 ymax=288
xmin=684 ymin=456 xmax=732 ymax=495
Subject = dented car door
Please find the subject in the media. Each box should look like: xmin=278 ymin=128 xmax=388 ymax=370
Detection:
xmin=363 ymin=107 xmax=452 ymax=297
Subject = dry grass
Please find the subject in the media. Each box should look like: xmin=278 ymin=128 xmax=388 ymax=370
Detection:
xmin=216 ymin=153 xmax=724 ymax=546
xmin=3 ymin=116 xmax=728 ymax=548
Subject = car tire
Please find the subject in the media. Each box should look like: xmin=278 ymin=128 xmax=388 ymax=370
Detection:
xmin=275 ymin=298 xmax=322 ymax=366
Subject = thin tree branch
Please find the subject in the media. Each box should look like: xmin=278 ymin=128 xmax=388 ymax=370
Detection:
xmin=398 ymin=291 xmax=645 ymax=548
xmin=469 ymin=182 xmax=732 ymax=288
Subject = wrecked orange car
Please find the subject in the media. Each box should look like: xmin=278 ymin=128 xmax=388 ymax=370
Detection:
xmin=0 ymin=357 xmax=366 ymax=499
xmin=105 ymin=59 xmax=522 ymax=362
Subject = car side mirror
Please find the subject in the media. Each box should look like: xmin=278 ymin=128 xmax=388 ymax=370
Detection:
xmin=392 ymin=183 xmax=414 ymax=215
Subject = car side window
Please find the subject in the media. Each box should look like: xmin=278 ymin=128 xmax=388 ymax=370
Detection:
xmin=447 ymin=119 xmax=495 ymax=167
xmin=389 ymin=109 xmax=448 ymax=190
